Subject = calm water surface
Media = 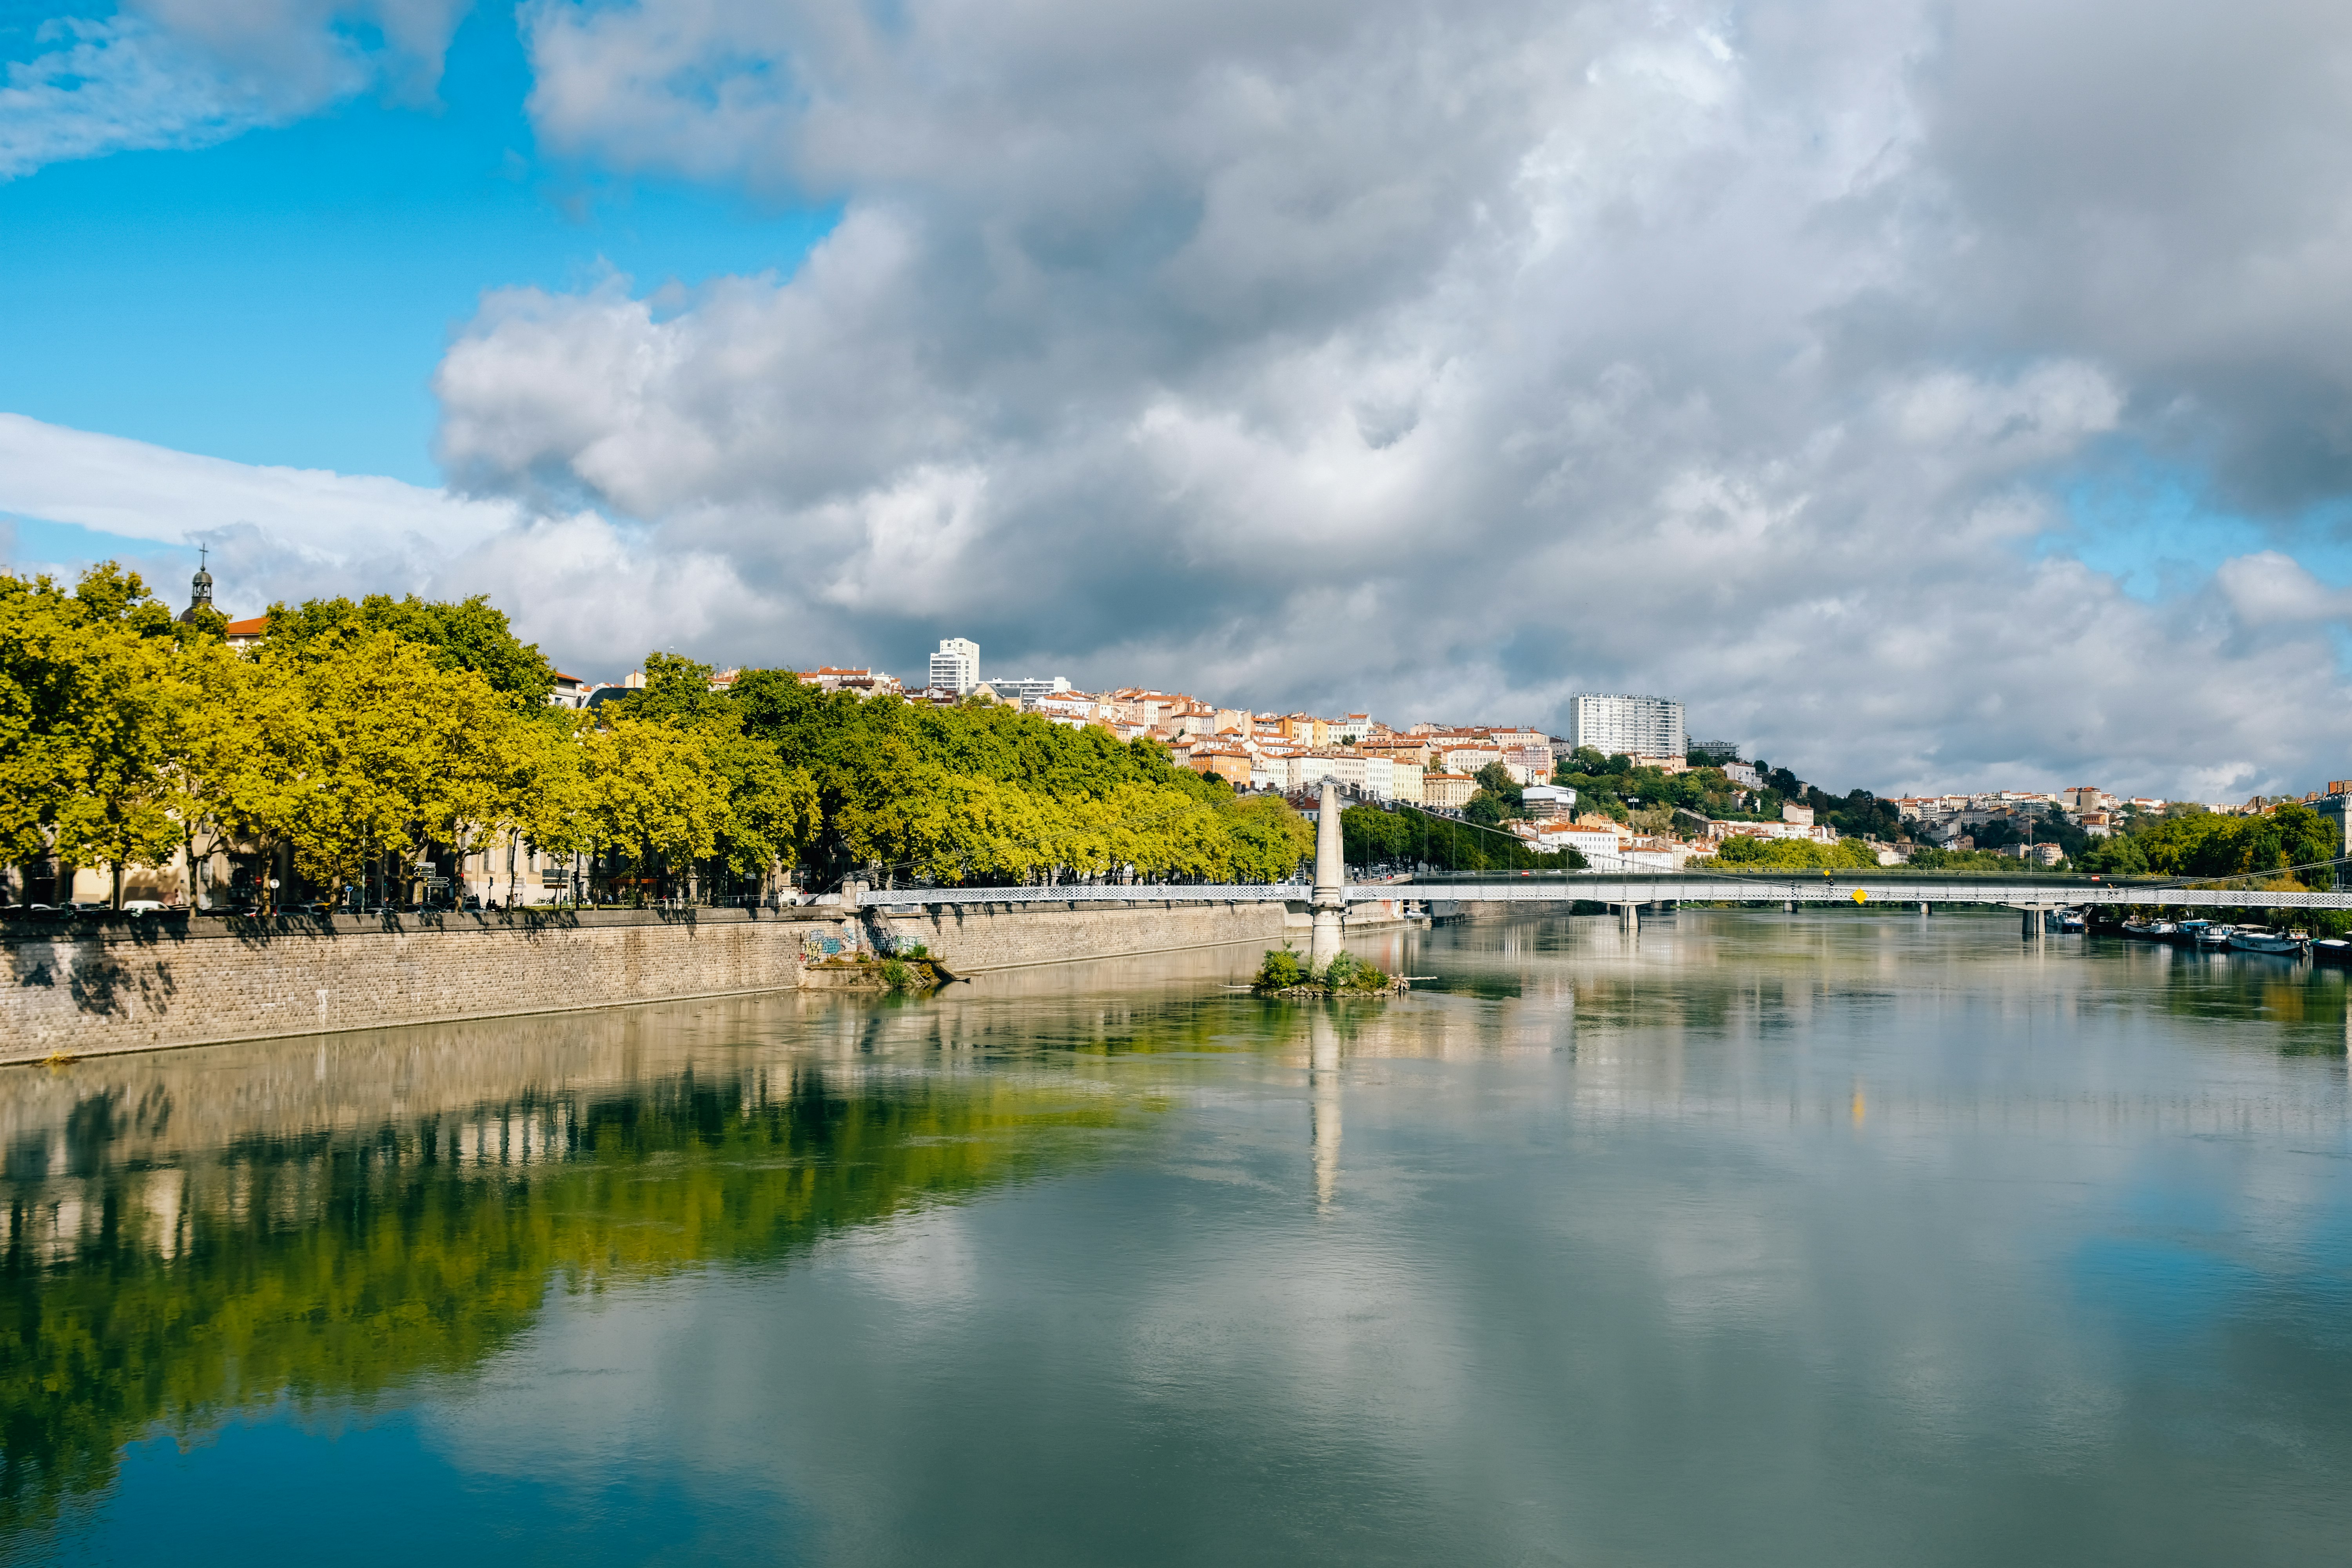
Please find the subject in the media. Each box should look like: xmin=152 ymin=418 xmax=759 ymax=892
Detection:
xmin=8 ymin=910 xmax=2352 ymax=1565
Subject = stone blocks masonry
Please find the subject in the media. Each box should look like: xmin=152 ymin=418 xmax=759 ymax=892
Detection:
xmin=3 ymin=900 xmax=1296 ymax=1062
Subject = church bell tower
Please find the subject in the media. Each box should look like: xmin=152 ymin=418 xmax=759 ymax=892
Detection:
xmin=180 ymin=546 xmax=215 ymax=623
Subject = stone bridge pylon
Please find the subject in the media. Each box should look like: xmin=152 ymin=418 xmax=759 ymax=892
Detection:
xmin=1310 ymin=777 xmax=1345 ymax=970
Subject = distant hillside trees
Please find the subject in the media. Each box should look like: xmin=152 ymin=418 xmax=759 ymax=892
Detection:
xmin=2078 ymin=800 xmax=2337 ymax=884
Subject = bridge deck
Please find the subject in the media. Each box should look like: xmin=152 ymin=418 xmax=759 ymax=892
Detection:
xmin=853 ymin=878 xmax=2352 ymax=910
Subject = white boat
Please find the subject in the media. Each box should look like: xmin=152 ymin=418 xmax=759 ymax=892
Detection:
xmin=2228 ymin=929 xmax=2306 ymax=957
xmin=2314 ymin=939 xmax=2352 ymax=966
xmin=2193 ymin=924 xmax=2233 ymax=948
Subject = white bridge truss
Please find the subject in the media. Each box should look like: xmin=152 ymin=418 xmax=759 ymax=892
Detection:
xmin=853 ymin=878 xmax=2352 ymax=910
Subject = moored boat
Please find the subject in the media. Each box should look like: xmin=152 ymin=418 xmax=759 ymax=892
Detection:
xmin=2228 ymin=929 xmax=2307 ymax=957
xmin=2193 ymin=923 xmax=2233 ymax=949
xmin=2171 ymin=920 xmax=2211 ymax=947
xmin=2314 ymin=939 xmax=2352 ymax=966
xmin=2057 ymin=908 xmax=2086 ymax=932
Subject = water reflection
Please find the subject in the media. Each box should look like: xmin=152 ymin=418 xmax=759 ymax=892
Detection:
xmin=0 ymin=998 xmax=1129 ymax=1537
xmin=9 ymin=911 xmax=2352 ymax=1565
xmin=1309 ymin=1012 xmax=1341 ymax=1211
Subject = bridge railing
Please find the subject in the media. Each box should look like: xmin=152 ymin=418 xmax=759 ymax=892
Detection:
xmin=848 ymin=877 xmax=2352 ymax=911
xmin=857 ymin=883 xmax=1309 ymax=906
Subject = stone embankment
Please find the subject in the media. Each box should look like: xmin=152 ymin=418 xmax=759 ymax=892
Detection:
xmin=1 ymin=896 xmax=1318 ymax=1061
xmin=873 ymin=898 xmax=1287 ymax=975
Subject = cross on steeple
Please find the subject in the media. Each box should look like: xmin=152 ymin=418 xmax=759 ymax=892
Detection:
xmin=181 ymin=544 xmax=216 ymax=622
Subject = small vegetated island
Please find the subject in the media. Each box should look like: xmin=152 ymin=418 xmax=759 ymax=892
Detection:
xmin=1251 ymin=946 xmax=1402 ymax=996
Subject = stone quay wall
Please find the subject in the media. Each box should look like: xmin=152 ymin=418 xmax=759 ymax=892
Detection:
xmin=2 ymin=908 xmax=810 ymax=1063
xmin=2 ymin=899 xmax=1313 ymax=1061
xmin=873 ymin=898 xmax=1292 ymax=974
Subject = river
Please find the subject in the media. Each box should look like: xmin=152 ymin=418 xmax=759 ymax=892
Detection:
xmin=5 ymin=908 xmax=2352 ymax=1565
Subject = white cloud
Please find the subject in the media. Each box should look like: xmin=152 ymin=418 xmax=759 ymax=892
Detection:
xmin=410 ymin=0 xmax=2352 ymax=793
xmin=0 ymin=1 xmax=468 ymax=179
xmin=0 ymin=412 xmax=775 ymax=684
xmin=0 ymin=411 xmax=512 ymax=555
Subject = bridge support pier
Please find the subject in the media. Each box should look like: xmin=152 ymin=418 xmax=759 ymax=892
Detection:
xmin=1310 ymin=779 xmax=1345 ymax=972
xmin=2021 ymin=907 xmax=2044 ymax=941
xmin=1919 ymin=902 xmax=1929 ymax=916
xmin=1618 ymin=902 xmax=1639 ymax=936
xmin=1783 ymin=900 xmax=1795 ymax=913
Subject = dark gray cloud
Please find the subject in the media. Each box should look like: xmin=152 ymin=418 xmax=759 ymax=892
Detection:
xmin=419 ymin=0 xmax=2352 ymax=797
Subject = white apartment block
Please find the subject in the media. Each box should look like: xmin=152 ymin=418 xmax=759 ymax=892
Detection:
xmin=929 ymin=637 xmax=980 ymax=694
xmin=1287 ymin=752 xmax=1395 ymax=798
xmin=995 ymin=675 xmax=1071 ymax=706
xmin=1566 ymin=693 xmax=1685 ymax=761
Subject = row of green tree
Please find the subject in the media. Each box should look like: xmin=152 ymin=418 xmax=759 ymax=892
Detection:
xmin=1 ymin=566 xmax=1315 ymax=905
xmin=1701 ymin=834 xmax=1884 ymax=870
xmin=1340 ymin=799 xmax=1584 ymax=873
xmin=2075 ymin=800 xmax=2337 ymax=883
xmin=1558 ymin=750 xmax=1781 ymax=828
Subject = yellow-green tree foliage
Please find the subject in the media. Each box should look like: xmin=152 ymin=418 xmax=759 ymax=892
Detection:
xmin=580 ymin=715 xmax=728 ymax=882
xmin=208 ymin=626 xmax=532 ymax=891
xmin=2079 ymin=801 xmax=2338 ymax=884
xmin=721 ymin=665 xmax=1312 ymax=886
xmin=1704 ymin=833 xmax=1882 ymax=869
xmin=583 ymin=654 xmax=821 ymax=885
xmin=0 ymin=565 xmax=214 ymax=903
xmin=5 ymin=577 xmax=1297 ymax=898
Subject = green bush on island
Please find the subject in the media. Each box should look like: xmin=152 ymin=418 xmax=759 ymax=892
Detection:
xmin=1254 ymin=947 xmax=1307 ymax=989
xmin=1251 ymin=946 xmax=1393 ymax=994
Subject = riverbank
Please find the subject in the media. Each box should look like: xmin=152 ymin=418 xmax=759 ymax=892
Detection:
xmin=1 ymin=897 xmax=1327 ymax=1060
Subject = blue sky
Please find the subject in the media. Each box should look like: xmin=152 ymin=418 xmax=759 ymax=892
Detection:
xmin=0 ymin=0 xmax=831 ymax=483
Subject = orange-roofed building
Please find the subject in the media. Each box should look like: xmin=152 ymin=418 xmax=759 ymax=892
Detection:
xmin=1189 ymin=749 xmax=1254 ymax=788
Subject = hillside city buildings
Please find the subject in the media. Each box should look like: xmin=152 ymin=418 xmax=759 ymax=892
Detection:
xmin=556 ymin=626 xmax=2352 ymax=878
xmin=31 ymin=571 xmax=2342 ymax=910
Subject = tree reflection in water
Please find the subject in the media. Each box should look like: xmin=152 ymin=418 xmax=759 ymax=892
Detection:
xmin=0 ymin=1007 xmax=1124 ymax=1538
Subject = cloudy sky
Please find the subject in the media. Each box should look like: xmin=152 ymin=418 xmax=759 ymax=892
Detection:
xmin=5 ymin=0 xmax=2352 ymax=798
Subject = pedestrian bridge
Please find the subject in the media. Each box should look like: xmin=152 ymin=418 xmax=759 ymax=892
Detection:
xmin=848 ymin=781 xmax=2348 ymax=920
xmin=855 ymin=873 xmax=2352 ymax=912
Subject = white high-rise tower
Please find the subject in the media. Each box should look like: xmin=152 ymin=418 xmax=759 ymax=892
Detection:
xmin=929 ymin=637 xmax=980 ymax=695
xmin=1566 ymin=693 xmax=1685 ymax=761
